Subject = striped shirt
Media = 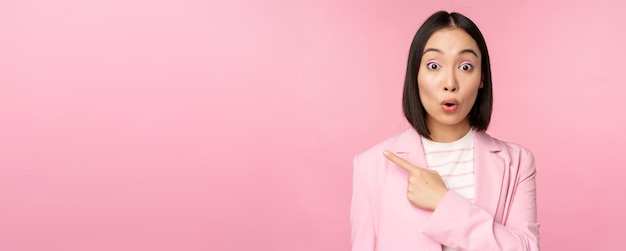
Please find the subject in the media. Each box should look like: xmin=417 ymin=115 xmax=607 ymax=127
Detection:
xmin=421 ymin=130 xmax=475 ymax=251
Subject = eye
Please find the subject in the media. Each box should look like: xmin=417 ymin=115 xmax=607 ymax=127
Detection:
xmin=459 ymin=63 xmax=473 ymax=71
xmin=426 ymin=62 xmax=440 ymax=70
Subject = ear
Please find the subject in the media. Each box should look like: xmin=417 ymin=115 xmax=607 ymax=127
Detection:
xmin=479 ymin=81 xmax=484 ymax=89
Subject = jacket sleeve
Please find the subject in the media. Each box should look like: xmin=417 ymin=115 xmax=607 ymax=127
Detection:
xmin=350 ymin=156 xmax=376 ymax=251
xmin=421 ymin=149 xmax=540 ymax=251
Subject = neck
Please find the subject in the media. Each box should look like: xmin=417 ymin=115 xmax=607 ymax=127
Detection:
xmin=426 ymin=118 xmax=471 ymax=143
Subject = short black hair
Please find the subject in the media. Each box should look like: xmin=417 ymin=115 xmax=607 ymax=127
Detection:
xmin=402 ymin=11 xmax=493 ymax=139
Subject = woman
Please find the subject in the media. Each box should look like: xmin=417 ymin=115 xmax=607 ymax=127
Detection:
xmin=350 ymin=11 xmax=540 ymax=251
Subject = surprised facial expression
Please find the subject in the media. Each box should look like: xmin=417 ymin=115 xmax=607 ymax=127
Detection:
xmin=417 ymin=27 xmax=483 ymax=129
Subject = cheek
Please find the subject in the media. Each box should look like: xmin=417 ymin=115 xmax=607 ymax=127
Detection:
xmin=461 ymin=74 xmax=482 ymax=93
xmin=417 ymin=74 xmax=438 ymax=99
xmin=463 ymin=80 xmax=482 ymax=107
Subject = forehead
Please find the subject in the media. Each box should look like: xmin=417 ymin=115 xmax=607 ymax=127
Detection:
xmin=423 ymin=27 xmax=480 ymax=55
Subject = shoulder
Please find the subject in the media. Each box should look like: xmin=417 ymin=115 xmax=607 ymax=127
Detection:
xmin=476 ymin=131 xmax=533 ymax=155
xmin=354 ymin=128 xmax=415 ymax=163
xmin=352 ymin=129 xmax=415 ymax=185
xmin=352 ymin=128 xmax=417 ymax=180
xmin=476 ymin=131 xmax=536 ymax=170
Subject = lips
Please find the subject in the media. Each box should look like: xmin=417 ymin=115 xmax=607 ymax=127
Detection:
xmin=441 ymin=99 xmax=458 ymax=113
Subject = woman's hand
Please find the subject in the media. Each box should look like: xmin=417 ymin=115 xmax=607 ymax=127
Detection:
xmin=384 ymin=150 xmax=449 ymax=211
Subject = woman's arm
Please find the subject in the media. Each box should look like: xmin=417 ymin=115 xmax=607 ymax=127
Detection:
xmin=421 ymin=149 xmax=540 ymax=251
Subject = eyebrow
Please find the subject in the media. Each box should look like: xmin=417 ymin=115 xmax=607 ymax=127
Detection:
xmin=423 ymin=48 xmax=478 ymax=57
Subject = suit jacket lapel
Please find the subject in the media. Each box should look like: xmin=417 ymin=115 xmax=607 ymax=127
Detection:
xmin=473 ymin=131 xmax=506 ymax=221
xmin=389 ymin=129 xmax=508 ymax=227
xmin=393 ymin=128 xmax=428 ymax=168
xmin=389 ymin=128 xmax=436 ymax=231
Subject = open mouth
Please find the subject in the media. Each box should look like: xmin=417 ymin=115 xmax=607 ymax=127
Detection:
xmin=441 ymin=99 xmax=458 ymax=112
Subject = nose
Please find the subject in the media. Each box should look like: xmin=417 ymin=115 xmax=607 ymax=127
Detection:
xmin=443 ymin=70 xmax=458 ymax=92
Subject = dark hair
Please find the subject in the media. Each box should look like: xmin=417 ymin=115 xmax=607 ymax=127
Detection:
xmin=402 ymin=11 xmax=493 ymax=139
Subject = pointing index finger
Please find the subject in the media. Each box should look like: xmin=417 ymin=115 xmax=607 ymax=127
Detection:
xmin=383 ymin=150 xmax=416 ymax=173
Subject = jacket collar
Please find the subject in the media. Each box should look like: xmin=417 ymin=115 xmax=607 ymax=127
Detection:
xmin=392 ymin=128 xmax=505 ymax=218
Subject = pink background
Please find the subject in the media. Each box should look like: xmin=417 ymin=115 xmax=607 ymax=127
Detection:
xmin=1 ymin=0 xmax=625 ymax=250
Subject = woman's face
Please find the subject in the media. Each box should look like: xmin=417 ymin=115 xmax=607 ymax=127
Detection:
xmin=417 ymin=27 xmax=483 ymax=130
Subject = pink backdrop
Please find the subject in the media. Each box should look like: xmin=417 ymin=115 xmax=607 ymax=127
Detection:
xmin=1 ymin=0 xmax=625 ymax=250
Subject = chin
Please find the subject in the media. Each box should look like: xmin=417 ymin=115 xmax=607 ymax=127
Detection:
xmin=434 ymin=115 xmax=469 ymax=127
